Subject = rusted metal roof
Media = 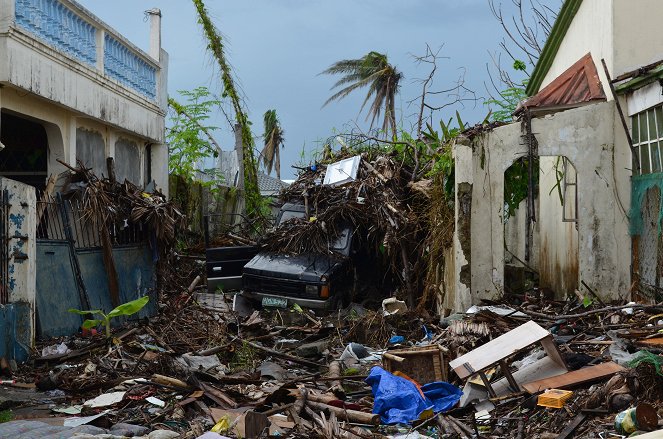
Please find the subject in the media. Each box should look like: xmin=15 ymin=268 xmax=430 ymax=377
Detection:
xmin=520 ymin=53 xmax=606 ymax=114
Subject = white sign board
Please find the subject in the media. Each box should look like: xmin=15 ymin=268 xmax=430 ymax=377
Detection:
xmin=323 ymin=155 xmax=361 ymax=186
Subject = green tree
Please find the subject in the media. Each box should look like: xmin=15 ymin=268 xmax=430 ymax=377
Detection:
xmin=321 ymin=51 xmax=402 ymax=138
xmin=261 ymin=109 xmax=285 ymax=179
xmin=167 ymin=87 xmax=223 ymax=186
xmin=192 ymin=0 xmax=263 ymax=223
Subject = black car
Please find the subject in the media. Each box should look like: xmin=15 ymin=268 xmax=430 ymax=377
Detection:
xmin=241 ymin=203 xmax=354 ymax=310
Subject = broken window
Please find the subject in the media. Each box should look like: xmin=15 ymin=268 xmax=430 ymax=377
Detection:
xmin=76 ymin=128 xmax=106 ymax=177
xmin=561 ymin=157 xmax=577 ymax=223
xmin=632 ymin=105 xmax=663 ymax=175
xmin=114 ymin=138 xmax=141 ymax=184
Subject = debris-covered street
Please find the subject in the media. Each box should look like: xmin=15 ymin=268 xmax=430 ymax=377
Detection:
xmin=1 ymin=0 xmax=663 ymax=437
xmin=1 ymin=153 xmax=663 ymax=438
xmin=3 ymin=270 xmax=663 ymax=438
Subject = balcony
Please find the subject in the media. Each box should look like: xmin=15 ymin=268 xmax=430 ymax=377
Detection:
xmin=0 ymin=0 xmax=165 ymax=141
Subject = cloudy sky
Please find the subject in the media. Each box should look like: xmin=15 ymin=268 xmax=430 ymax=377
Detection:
xmin=78 ymin=0 xmax=558 ymax=179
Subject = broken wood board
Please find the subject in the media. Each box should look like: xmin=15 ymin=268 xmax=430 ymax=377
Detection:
xmin=637 ymin=336 xmax=663 ymax=346
xmin=522 ymin=362 xmax=624 ymax=394
xmin=488 ymin=356 xmax=568 ymax=397
xmin=625 ymin=430 xmax=663 ymax=438
xmin=449 ymin=321 xmax=561 ymax=379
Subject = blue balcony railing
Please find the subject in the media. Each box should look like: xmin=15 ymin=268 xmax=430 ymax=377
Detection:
xmin=104 ymin=34 xmax=156 ymax=100
xmin=15 ymin=0 xmax=96 ymax=66
xmin=13 ymin=0 xmax=158 ymax=101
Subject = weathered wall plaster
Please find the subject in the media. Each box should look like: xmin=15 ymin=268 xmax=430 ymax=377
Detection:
xmin=453 ymin=102 xmax=631 ymax=308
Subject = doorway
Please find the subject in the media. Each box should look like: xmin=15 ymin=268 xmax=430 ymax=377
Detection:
xmin=0 ymin=111 xmax=48 ymax=190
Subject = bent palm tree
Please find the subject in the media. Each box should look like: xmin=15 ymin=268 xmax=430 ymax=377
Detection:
xmin=191 ymin=0 xmax=262 ymax=223
xmin=321 ymin=51 xmax=402 ymax=137
xmin=261 ymin=109 xmax=285 ymax=179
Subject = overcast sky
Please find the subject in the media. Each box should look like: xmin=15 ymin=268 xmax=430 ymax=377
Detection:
xmin=77 ymin=0 xmax=557 ymax=179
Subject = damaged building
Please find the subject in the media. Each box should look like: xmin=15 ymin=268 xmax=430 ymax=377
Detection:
xmin=0 ymin=0 xmax=169 ymax=360
xmin=448 ymin=0 xmax=663 ymax=311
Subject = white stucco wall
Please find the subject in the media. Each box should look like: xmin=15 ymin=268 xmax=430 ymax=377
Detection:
xmin=454 ymin=102 xmax=631 ymax=307
xmin=538 ymin=156 xmax=579 ymax=297
xmin=613 ymin=0 xmax=663 ymax=77
xmin=540 ymin=0 xmax=613 ymax=96
xmin=0 ymin=89 xmax=168 ymax=193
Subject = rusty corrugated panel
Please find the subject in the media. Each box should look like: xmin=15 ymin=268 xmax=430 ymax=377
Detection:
xmin=521 ymin=53 xmax=606 ymax=112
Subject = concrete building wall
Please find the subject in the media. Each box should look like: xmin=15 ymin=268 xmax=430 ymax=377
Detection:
xmin=613 ymin=0 xmax=663 ymax=77
xmin=540 ymin=0 xmax=613 ymax=95
xmin=538 ymin=156 xmax=579 ymax=297
xmin=0 ymin=0 xmax=169 ymax=194
xmin=454 ymin=102 xmax=631 ymax=308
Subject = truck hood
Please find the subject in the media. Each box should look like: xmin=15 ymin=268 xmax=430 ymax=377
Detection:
xmin=243 ymin=252 xmax=345 ymax=283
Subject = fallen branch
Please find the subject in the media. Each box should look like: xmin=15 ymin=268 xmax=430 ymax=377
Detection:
xmin=306 ymin=400 xmax=380 ymax=425
xmin=517 ymin=304 xmax=663 ymax=320
xmin=236 ymin=338 xmax=321 ymax=369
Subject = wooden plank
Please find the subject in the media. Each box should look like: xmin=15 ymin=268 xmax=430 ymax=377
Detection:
xmin=522 ymin=362 xmax=624 ymax=394
xmin=540 ymin=335 xmax=568 ymax=368
xmin=449 ymin=321 xmax=551 ymax=378
xmin=625 ymin=430 xmax=663 ymax=438
xmin=638 ymin=337 xmax=663 ymax=346
xmin=490 ymin=356 xmax=567 ymax=396
xmin=555 ymin=412 xmax=587 ymax=439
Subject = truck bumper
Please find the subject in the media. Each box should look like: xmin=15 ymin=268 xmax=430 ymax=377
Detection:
xmin=241 ymin=291 xmax=333 ymax=310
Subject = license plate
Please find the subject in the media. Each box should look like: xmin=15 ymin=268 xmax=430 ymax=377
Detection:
xmin=262 ymin=296 xmax=288 ymax=308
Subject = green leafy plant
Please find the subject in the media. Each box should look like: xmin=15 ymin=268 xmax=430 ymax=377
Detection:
xmin=0 ymin=410 xmax=13 ymax=423
xmin=504 ymin=157 xmax=539 ymax=218
xmin=167 ymin=87 xmax=225 ymax=189
xmin=68 ymin=296 xmax=149 ymax=338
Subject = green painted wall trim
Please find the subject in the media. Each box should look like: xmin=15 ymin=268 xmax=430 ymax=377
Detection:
xmin=526 ymin=0 xmax=584 ymax=96
xmin=615 ymin=64 xmax=663 ymax=94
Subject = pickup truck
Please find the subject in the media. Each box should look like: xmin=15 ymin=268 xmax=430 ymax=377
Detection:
xmin=205 ymin=203 xmax=354 ymax=310
xmin=242 ymin=203 xmax=354 ymax=310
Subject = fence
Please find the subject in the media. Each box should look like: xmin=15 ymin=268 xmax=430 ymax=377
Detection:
xmin=0 ymin=190 xmax=9 ymax=305
xmin=36 ymin=192 xmax=148 ymax=248
xmin=35 ymin=191 xmax=156 ymax=338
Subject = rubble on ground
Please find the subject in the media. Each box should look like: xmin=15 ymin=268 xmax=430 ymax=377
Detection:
xmin=2 ymin=273 xmax=663 ymax=438
xmin=3 ymin=156 xmax=661 ymax=437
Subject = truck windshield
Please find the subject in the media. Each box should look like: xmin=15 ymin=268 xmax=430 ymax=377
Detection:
xmin=278 ymin=209 xmax=350 ymax=252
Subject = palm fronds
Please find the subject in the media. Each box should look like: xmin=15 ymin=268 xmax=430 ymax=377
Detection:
xmin=261 ymin=109 xmax=285 ymax=179
xmin=321 ymin=51 xmax=402 ymax=137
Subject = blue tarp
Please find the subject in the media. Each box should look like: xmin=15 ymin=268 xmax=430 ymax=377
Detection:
xmin=365 ymin=366 xmax=462 ymax=425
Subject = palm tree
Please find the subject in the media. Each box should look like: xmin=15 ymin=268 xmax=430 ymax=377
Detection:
xmin=321 ymin=51 xmax=402 ymax=137
xmin=191 ymin=0 xmax=262 ymax=222
xmin=261 ymin=109 xmax=285 ymax=179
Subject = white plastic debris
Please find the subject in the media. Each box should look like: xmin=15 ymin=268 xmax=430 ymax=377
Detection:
xmin=146 ymin=396 xmax=166 ymax=407
xmin=621 ymin=302 xmax=636 ymax=315
xmin=382 ymin=297 xmax=408 ymax=316
xmin=83 ymin=391 xmax=126 ymax=408
xmin=41 ymin=342 xmax=71 ymax=357
xmin=63 ymin=410 xmax=110 ymax=427
xmin=466 ymin=305 xmax=527 ymax=318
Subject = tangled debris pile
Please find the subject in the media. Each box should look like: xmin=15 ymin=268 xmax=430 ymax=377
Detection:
xmin=259 ymin=150 xmax=453 ymax=307
xmin=57 ymin=159 xmax=186 ymax=248
xmin=2 ymin=271 xmax=663 ymax=438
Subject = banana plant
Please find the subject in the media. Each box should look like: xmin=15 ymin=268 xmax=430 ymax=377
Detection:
xmin=69 ymin=296 xmax=149 ymax=338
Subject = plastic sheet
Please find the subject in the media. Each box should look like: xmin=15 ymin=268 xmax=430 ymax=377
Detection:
xmin=366 ymin=366 xmax=462 ymax=425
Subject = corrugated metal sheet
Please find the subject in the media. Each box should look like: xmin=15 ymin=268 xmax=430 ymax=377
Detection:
xmin=520 ymin=53 xmax=606 ymax=113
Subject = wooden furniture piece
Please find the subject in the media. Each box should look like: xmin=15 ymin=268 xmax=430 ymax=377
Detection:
xmin=449 ymin=321 xmax=568 ymax=397
xmin=382 ymin=345 xmax=449 ymax=384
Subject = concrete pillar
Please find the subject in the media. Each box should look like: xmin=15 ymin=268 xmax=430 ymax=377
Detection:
xmin=150 ymin=142 xmax=169 ymax=198
xmin=146 ymin=8 xmax=162 ymax=62
xmin=96 ymin=29 xmax=105 ymax=72
xmin=0 ymin=0 xmax=15 ymax=33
